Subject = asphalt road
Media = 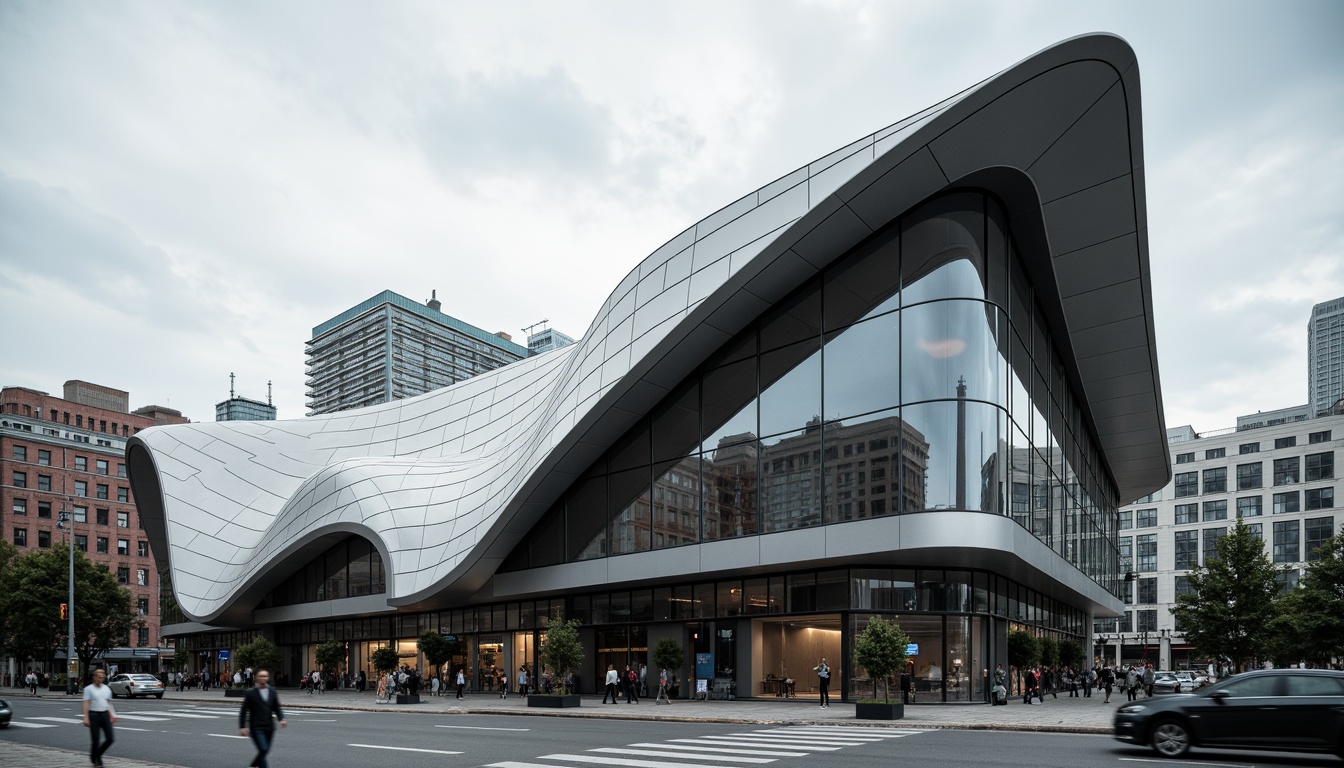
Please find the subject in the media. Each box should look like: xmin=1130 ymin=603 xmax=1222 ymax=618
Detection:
xmin=2 ymin=694 xmax=1339 ymax=768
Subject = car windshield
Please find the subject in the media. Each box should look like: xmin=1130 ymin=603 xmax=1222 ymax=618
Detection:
xmin=1208 ymin=675 xmax=1278 ymax=697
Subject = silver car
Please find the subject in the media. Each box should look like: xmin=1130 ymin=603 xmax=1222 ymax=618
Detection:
xmin=108 ymin=673 xmax=165 ymax=699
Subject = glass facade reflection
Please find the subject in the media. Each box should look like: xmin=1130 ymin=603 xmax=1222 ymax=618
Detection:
xmin=502 ymin=191 xmax=1121 ymax=597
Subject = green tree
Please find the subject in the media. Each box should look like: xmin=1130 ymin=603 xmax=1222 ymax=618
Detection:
xmin=314 ymin=637 xmax=346 ymax=680
xmin=1007 ymin=629 xmax=1040 ymax=694
xmin=1269 ymin=524 xmax=1344 ymax=666
xmin=1173 ymin=518 xmax=1282 ymax=671
xmin=371 ymin=646 xmax=400 ymax=675
xmin=417 ymin=631 xmax=454 ymax=679
xmin=540 ymin=618 xmax=583 ymax=695
xmin=852 ymin=616 xmax=910 ymax=702
xmin=235 ymin=636 xmax=283 ymax=676
xmin=0 ymin=543 xmax=139 ymax=679
xmin=1058 ymin=639 xmax=1084 ymax=669
xmin=652 ymin=638 xmax=684 ymax=677
xmin=1039 ymin=636 xmax=1060 ymax=669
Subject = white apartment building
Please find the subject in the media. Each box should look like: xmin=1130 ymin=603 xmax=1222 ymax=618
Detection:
xmin=1108 ymin=412 xmax=1342 ymax=670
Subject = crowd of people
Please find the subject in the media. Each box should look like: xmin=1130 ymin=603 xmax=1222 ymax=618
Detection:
xmin=990 ymin=661 xmax=1163 ymax=705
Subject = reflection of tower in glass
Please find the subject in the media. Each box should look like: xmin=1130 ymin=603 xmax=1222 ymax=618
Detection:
xmin=955 ymin=375 xmax=967 ymax=510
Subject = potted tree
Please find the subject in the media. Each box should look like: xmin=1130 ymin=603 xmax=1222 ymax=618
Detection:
xmin=652 ymin=638 xmax=684 ymax=702
xmin=231 ymin=637 xmax=283 ymax=698
xmin=853 ymin=615 xmax=910 ymax=720
xmin=314 ymin=637 xmax=345 ymax=693
xmin=370 ymin=646 xmax=401 ymax=701
xmin=417 ymin=631 xmax=453 ymax=697
xmin=1007 ymin=629 xmax=1041 ymax=697
xmin=528 ymin=617 xmax=582 ymax=708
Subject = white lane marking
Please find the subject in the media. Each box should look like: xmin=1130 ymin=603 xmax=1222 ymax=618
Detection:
xmin=1118 ymin=760 xmax=1247 ymax=768
xmin=208 ymin=734 xmax=248 ymax=739
xmin=436 ymin=724 xmax=532 ymax=731
xmin=593 ymin=747 xmax=776 ymax=764
xmin=8 ymin=721 xmax=58 ymax=728
xmin=486 ymin=763 xmax=572 ymax=768
xmin=541 ymin=755 xmax=741 ymax=768
xmin=727 ymin=732 xmax=869 ymax=745
xmin=347 ymin=744 xmax=464 ymax=755
xmin=154 ymin=711 xmax=220 ymax=719
xmin=26 ymin=716 xmax=84 ymax=724
xmin=114 ymin=714 xmax=172 ymax=721
xmin=757 ymin=728 xmax=903 ymax=738
xmin=118 ymin=726 xmax=153 ymax=732
xmin=179 ymin=708 xmax=240 ymax=714
xmin=295 ymin=718 xmax=336 ymax=722
xmin=631 ymin=743 xmax=808 ymax=758
xmin=670 ymin=739 xmax=838 ymax=752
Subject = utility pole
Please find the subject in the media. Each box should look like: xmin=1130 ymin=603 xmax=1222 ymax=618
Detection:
xmin=521 ymin=319 xmax=549 ymax=337
xmin=58 ymin=497 xmax=76 ymax=694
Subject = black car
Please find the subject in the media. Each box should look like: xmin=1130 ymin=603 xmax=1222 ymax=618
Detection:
xmin=1114 ymin=668 xmax=1344 ymax=759
xmin=0 ymin=697 xmax=10 ymax=728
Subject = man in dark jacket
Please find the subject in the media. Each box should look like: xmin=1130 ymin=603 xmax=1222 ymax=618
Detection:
xmin=239 ymin=669 xmax=286 ymax=768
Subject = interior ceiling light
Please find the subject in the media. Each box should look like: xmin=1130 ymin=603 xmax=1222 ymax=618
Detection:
xmin=918 ymin=339 xmax=966 ymax=358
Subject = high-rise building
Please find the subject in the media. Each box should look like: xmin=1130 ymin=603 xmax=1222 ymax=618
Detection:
xmin=1 ymin=381 xmax=190 ymax=673
xmin=1308 ymin=296 xmax=1344 ymax=416
xmin=527 ymin=327 xmax=576 ymax=356
xmin=215 ymin=374 xmax=277 ymax=422
xmin=305 ymin=290 xmax=529 ymax=416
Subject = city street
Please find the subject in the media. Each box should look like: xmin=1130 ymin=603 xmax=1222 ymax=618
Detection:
xmin=3 ymin=694 xmax=1340 ymax=768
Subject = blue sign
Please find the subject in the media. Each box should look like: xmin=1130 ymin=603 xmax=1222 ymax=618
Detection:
xmin=218 ymin=649 xmax=230 ymax=661
xmin=906 ymin=643 xmax=919 ymax=656
xmin=695 ymin=652 xmax=714 ymax=680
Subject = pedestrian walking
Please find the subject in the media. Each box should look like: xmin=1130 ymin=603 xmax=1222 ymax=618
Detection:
xmin=655 ymin=666 xmax=672 ymax=704
xmin=813 ymin=658 xmax=831 ymax=708
xmin=603 ymin=665 xmax=620 ymax=704
xmin=1044 ymin=666 xmax=1057 ymax=699
xmin=499 ymin=669 xmax=508 ymax=698
xmin=456 ymin=668 xmax=466 ymax=699
xmin=1125 ymin=665 xmax=1139 ymax=702
xmin=82 ymin=668 xmax=117 ymax=767
xmin=1142 ymin=663 xmax=1155 ymax=697
xmin=1102 ymin=665 xmax=1115 ymax=704
xmin=624 ymin=665 xmax=639 ymax=703
xmin=239 ymin=669 xmax=286 ymax=768
xmin=639 ymin=664 xmax=649 ymax=698
xmin=518 ymin=665 xmax=529 ymax=697
xmin=1083 ymin=666 xmax=1094 ymax=698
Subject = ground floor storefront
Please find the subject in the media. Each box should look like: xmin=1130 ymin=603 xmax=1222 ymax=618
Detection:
xmin=170 ymin=566 xmax=1091 ymax=702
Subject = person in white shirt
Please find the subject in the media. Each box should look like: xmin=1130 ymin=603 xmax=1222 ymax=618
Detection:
xmin=603 ymin=665 xmax=620 ymax=704
xmin=82 ymin=668 xmax=118 ymax=766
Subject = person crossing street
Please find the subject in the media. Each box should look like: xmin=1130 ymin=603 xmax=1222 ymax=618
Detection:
xmin=239 ymin=669 xmax=287 ymax=768
xmin=82 ymin=668 xmax=118 ymax=767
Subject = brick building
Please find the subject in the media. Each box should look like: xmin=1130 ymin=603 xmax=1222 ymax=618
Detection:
xmin=1 ymin=381 xmax=188 ymax=674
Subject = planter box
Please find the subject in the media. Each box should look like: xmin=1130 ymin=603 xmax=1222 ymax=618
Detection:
xmin=855 ymin=702 xmax=904 ymax=720
xmin=527 ymin=694 xmax=581 ymax=709
xmin=395 ymin=694 xmax=421 ymax=705
xmin=224 ymin=689 xmax=247 ymax=698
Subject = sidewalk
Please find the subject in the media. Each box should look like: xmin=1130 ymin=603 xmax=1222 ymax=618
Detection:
xmin=0 ymin=740 xmax=186 ymax=768
xmin=15 ymin=686 xmax=1119 ymax=734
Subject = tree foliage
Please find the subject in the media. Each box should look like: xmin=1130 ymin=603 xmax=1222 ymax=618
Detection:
xmin=1057 ymin=639 xmax=1084 ymax=669
xmin=0 ymin=543 xmax=139 ymax=675
xmin=235 ymin=636 xmax=283 ymax=675
xmin=417 ymin=631 xmax=454 ymax=677
xmin=652 ymin=638 xmax=684 ymax=675
xmin=1173 ymin=518 xmax=1283 ymax=672
xmin=853 ymin=616 xmax=910 ymax=702
xmin=540 ymin=618 xmax=583 ymax=695
xmin=1039 ymin=636 xmax=1060 ymax=668
xmin=1007 ymin=630 xmax=1040 ymax=694
xmin=370 ymin=646 xmax=400 ymax=674
xmin=314 ymin=637 xmax=345 ymax=677
xmin=1269 ymin=523 xmax=1344 ymax=666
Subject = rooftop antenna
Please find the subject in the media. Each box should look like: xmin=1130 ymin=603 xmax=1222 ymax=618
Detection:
xmin=229 ymin=372 xmax=235 ymax=399
xmin=522 ymin=319 xmax=550 ymax=336
xmin=426 ymin=289 xmax=442 ymax=312
xmin=267 ymin=381 xmax=273 ymax=406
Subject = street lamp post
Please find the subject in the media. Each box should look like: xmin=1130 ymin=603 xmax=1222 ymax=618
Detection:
xmin=58 ymin=498 xmax=76 ymax=695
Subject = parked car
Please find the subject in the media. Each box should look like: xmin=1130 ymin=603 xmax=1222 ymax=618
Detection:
xmin=108 ymin=673 xmax=165 ymax=699
xmin=1172 ymin=671 xmax=1196 ymax=689
xmin=1150 ymin=673 xmax=1183 ymax=694
xmin=0 ymin=697 xmax=10 ymax=728
xmin=1114 ymin=668 xmax=1344 ymax=759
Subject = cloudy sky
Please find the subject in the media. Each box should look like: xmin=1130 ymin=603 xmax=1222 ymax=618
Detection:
xmin=2 ymin=0 xmax=1342 ymax=434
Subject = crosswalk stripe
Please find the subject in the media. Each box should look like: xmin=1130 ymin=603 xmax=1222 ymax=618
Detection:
xmin=669 ymin=739 xmax=839 ymax=752
xmin=752 ymin=729 xmax=887 ymax=739
xmin=630 ymin=743 xmax=806 ymax=758
xmin=347 ymin=744 xmax=464 ymax=755
xmin=114 ymin=714 xmax=171 ymax=722
xmin=592 ymin=748 xmax=776 ymax=764
xmin=729 ymin=732 xmax=867 ymax=743
xmin=781 ymin=727 xmax=922 ymax=736
xmin=26 ymin=716 xmax=83 ymax=724
xmin=8 ymin=721 xmax=58 ymax=728
xmin=207 ymin=734 xmax=248 ymax=739
xmin=178 ymin=708 xmax=239 ymax=714
xmin=154 ymin=711 xmax=220 ymax=719
xmin=119 ymin=726 xmax=153 ymax=732
xmin=540 ymin=754 xmax=741 ymax=768
xmin=485 ymin=763 xmax=572 ymax=768
xmin=697 ymin=736 xmax=849 ymax=749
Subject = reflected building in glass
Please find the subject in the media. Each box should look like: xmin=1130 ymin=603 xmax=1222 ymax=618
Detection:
xmin=131 ymin=35 xmax=1170 ymax=703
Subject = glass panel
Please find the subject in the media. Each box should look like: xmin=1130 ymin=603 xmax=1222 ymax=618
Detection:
xmin=945 ymin=570 xmax=972 ymax=613
xmin=743 ymin=577 xmax=774 ymax=614
xmin=652 ymin=588 xmax=670 ymax=622
xmin=760 ymin=428 xmax=823 ymax=531
xmin=702 ymin=359 xmax=756 ymax=452
xmin=902 ymin=299 xmax=1002 ymax=406
xmin=651 ymin=382 xmax=699 ymax=462
xmin=815 ymin=570 xmax=848 ymax=610
xmin=608 ymin=421 xmax=650 ymax=473
xmin=671 ymin=585 xmax=693 ymax=620
xmin=823 ymin=225 xmax=901 ymax=331
xmin=899 ymin=401 xmax=965 ymax=511
xmin=652 ymin=455 xmax=702 ymax=549
xmin=759 ymin=278 xmax=820 ymax=352
xmin=823 ymin=313 xmax=900 ymax=420
xmin=823 ymin=408 xmax=908 ymax=522
xmin=787 ymin=573 xmax=816 ymax=612
xmin=608 ymin=468 xmax=651 ymax=555
xmin=703 ymin=440 xmax=758 ymax=540
xmin=529 ymin=504 xmax=564 ymax=567
xmin=902 ymin=615 xmax=946 ymax=701
xmin=567 ymin=475 xmax=607 ymax=561
xmin=693 ymin=583 xmax=715 ymax=619
xmin=946 ymin=616 xmax=971 ymax=701
xmin=986 ymin=197 xmax=1008 ymax=309
xmin=717 ymin=581 xmax=743 ymax=617
xmin=759 ymin=340 xmax=822 ymax=437
xmin=900 ymin=192 xmax=987 ymax=305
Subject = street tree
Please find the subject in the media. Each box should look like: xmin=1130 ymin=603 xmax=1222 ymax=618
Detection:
xmin=1173 ymin=518 xmax=1282 ymax=672
xmin=235 ymin=636 xmax=283 ymax=677
xmin=1269 ymin=523 xmax=1344 ymax=666
xmin=652 ymin=638 xmax=684 ymax=678
xmin=314 ymin=637 xmax=346 ymax=681
xmin=853 ymin=615 xmax=910 ymax=702
xmin=0 ymin=543 xmax=139 ymax=681
xmin=1007 ymin=630 xmax=1040 ymax=694
xmin=1058 ymin=639 xmax=1084 ymax=669
xmin=371 ymin=646 xmax=400 ymax=675
xmin=417 ymin=631 xmax=454 ymax=680
xmin=1039 ymin=636 xmax=1060 ymax=669
xmin=540 ymin=618 xmax=583 ymax=695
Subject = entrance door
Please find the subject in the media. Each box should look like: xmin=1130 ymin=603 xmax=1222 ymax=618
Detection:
xmin=753 ymin=615 xmax=841 ymax=699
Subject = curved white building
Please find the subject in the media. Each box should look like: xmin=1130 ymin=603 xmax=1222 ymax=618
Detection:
xmin=130 ymin=33 xmax=1169 ymax=701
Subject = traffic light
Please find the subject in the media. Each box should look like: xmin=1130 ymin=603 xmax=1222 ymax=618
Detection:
xmin=60 ymin=603 xmax=68 ymax=620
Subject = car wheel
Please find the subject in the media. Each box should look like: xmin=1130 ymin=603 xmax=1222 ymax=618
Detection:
xmin=1150 ymin=718 xmax=1192 ymax=758
xmin=155 ymin=693 xmax=163 ymax=699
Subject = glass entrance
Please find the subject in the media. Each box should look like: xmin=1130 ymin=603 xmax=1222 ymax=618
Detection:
xmin=752 ymin=615 xmax=841 ymax=699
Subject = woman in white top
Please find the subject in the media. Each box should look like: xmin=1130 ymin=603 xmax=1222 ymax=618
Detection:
xmin=82 ymin=668 xmax=118 ymax=766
